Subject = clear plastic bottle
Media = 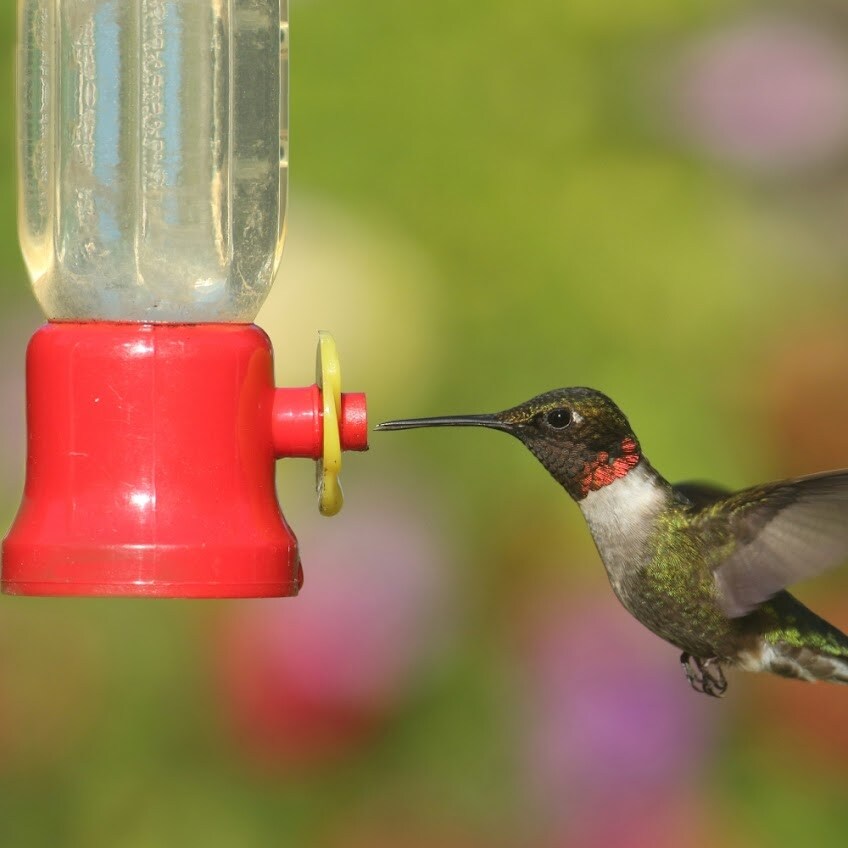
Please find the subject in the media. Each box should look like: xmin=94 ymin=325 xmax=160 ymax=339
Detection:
xmin=18 ymin=0 xmax=288 ymax=322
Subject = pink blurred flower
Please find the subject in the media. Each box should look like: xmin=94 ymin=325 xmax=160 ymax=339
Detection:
xmin=672 ymin=19 xmax=848 ymax=171
xmin=215 ymin=486 xmax=455 ymax=769
xmin=515 ymin=591 xmax=722 ymax=829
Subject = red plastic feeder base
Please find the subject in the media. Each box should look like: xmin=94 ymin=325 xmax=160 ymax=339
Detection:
xmin=2 ymin=322 xmax=312 ymax=598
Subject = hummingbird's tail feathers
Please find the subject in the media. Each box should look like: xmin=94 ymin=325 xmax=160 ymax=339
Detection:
xmin=737 ymin=591 xmax=848 ymax=684
xmin=825 ymin=657 xmax=848 ymax=685
xmin=756 ymin=641 xmax=848 ymax=684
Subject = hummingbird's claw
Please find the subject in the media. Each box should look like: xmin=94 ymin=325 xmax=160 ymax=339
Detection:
xmin=680 ymin=653 xmax=728 ymax=698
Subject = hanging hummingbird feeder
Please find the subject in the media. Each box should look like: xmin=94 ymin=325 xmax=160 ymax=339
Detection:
xmin=2 ymin=0 xmax=368 ymax=597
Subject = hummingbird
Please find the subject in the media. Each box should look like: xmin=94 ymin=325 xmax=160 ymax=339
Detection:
xmin=377 ymin=387 xmax=848 ymax=697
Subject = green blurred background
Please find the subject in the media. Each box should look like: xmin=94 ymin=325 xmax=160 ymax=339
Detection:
xmin=1 ymin=1 xmax=848 ymax=845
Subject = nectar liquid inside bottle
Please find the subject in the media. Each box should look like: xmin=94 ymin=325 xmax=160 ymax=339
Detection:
xmin=18 ymin=0 xmax=288 ymax=322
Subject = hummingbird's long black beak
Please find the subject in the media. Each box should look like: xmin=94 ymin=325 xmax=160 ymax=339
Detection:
xmin=376 ymin=413 xmax=512 ymax=432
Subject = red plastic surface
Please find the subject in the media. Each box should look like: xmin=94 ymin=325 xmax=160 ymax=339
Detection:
xmin=1 ymin=322 xmax=367 ymax=598
xmin=272 ymin=385 xmax=323 ymax=458
xmin=340 ymin=393 xmax=368 ymax=452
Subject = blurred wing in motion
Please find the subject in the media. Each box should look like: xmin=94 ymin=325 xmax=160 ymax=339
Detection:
xmin=693 ymin=470 xmax=848 ymax=618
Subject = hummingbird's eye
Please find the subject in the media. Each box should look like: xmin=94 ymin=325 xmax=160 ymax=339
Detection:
xmin=546 ymin=408 xmax=572 ymax=429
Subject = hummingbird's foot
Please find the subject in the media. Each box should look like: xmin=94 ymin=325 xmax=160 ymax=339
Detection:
xmin=680 ymin=653 xmax=728 ymax=698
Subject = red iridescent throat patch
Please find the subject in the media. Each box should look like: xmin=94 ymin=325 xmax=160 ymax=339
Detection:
xmin=580 ymin=437 xmax=640 ymax=496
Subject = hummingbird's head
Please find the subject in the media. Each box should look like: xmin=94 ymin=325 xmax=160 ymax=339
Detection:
xmin=377 ymin=387 xmax=642 ymax=501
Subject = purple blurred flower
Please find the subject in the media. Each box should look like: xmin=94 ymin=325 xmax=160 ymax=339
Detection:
xmin=216 ymin=485 xmax=455 ymax=768
xmin=673 ymin=19 xmax=848 ymax=171
xmin=516 ymin=591 xmax=721 ymax=827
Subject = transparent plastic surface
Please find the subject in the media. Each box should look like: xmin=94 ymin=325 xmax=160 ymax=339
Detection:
xmin=18 ymin=0 xmax=288 ymax=322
